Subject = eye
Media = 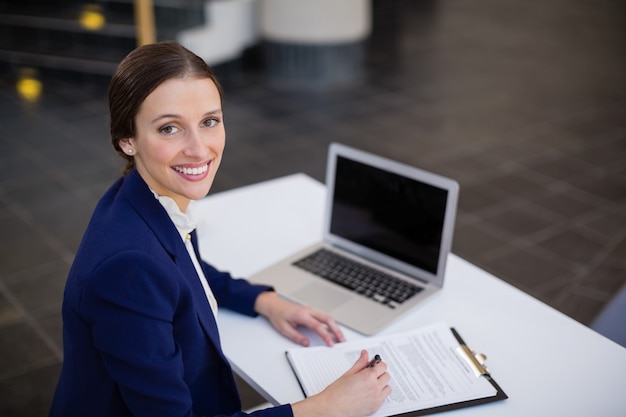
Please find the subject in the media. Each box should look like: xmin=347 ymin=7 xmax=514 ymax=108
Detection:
xmin=159 ymin=125 xmax=180 ymax=135
xmin=203 ymin=117 xmax=221 ymax=128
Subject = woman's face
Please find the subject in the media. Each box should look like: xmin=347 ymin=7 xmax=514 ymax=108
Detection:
xmin=121 ymin=76 xmax=225 ymax=212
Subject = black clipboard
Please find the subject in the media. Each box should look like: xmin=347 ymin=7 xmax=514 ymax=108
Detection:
xmin=287 ymin=326 xmax=508 ymax=417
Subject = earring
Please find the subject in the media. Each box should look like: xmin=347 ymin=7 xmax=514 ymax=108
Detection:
xmin=126 ymin=148 xmax=134 ymax=155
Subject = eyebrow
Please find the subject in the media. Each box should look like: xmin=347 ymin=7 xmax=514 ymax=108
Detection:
xmin=151 ymin=109 xmax=223 ymax=124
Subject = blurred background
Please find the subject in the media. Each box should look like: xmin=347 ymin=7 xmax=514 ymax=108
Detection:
xmin=0 ymin=0 xmax=625 ymax=415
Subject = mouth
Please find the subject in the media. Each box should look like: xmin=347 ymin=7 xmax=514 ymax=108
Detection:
xmin=172 ymin=162 xmax=210 ymax=179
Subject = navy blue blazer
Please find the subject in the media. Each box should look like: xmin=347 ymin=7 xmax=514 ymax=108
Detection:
xmin=50 ymin=169 xmax=293 ymax=417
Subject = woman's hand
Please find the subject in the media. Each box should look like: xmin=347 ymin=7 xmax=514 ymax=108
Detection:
xmin=292 ymin=350 xmax=391 ymax=417
xmin=254 ymin=291 xmax=344 ymax=347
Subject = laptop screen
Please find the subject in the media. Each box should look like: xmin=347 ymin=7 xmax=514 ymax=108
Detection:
xmin=329 ymin=155 xmax=448 ymax=275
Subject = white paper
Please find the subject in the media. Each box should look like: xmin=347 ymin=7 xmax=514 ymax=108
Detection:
xmin=286 ymin=322 xmax=497 ymax=417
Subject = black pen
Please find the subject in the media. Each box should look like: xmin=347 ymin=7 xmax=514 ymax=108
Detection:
xmin=367 ymin=354 xmax=382 ymax=368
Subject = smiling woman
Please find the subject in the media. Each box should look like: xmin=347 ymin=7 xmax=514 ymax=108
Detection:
xmin=48 ymin=41 xmax=390 ymax=417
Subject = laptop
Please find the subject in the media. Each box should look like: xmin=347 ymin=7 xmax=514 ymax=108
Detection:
xmin=249 ymin=143 xmax=459 ymax=335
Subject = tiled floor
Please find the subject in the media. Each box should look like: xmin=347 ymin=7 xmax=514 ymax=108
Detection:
xmin=1 ymin=0 xmax=625 ymax=415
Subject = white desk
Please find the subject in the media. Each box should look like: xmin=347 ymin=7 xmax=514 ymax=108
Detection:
xmin=196 ymin=174 xmax=626 ymax=417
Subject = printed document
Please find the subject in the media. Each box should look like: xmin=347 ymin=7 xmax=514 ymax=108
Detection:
xmin=286 ymin=322 xmax=497 ymax=417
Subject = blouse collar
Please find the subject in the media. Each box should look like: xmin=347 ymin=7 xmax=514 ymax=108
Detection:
xmin=149 ymin=189 xmax=198 ymax=241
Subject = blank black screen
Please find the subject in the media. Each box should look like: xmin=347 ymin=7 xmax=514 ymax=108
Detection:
xmin=330 ymin=156 xmax=448 ymax=275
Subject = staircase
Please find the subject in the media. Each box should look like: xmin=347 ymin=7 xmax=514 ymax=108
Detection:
xmin=0 ymin=0 xmax=137 ymax=84
xmin=0 ymin=0 xmax=206 ymax=86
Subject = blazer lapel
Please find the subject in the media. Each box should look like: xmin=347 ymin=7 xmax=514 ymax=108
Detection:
xmin=121 ymin=170 xmax=227 ymax=361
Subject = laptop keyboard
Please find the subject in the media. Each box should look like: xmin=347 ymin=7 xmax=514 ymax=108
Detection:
xmin=292 ymin=248 xmax=423 ymax=309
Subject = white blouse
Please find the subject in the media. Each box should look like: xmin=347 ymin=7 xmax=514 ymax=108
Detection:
xmin=151 ymin=190 xmax=219 ymax=319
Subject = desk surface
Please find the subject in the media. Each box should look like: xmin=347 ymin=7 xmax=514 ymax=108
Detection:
xmin=196 ymin=173 xmax=626 ymax=417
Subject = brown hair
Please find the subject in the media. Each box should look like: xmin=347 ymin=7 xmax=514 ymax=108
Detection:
xmin=108 ymin=41 xmax=223 ymax=174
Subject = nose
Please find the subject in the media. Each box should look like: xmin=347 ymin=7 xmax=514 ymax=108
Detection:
xmin=184 ymin=129 xmax=209 ymax=158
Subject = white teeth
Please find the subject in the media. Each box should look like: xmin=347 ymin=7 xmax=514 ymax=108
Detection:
xmin=175 ymin=164 xmax=208 ymax=175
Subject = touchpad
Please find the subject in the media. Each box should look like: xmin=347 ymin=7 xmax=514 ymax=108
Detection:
xmin=292 ymin=282 xmax=351 ymax=313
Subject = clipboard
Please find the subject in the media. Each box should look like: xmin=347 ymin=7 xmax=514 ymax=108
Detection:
xmin=286 ymin=323 xmax=508 ymax=417
xmin=395 ymin=327 xmax=508 ymax=416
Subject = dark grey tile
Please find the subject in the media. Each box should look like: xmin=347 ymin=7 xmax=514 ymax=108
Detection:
xmin=567 ymin=128 xmax=626 ymax=169
xmin=0 ymin=291 xmax=22 ymax=327
xmin=0 ymin=362 xmax=61 ymax=417
xmin=478 ymin=170 xmax=549 ymax=199
xmin=481 ymin=248 xmax=574 ymax=294
xmin=456 ymin=183 xmax=506 ymax=213
xmin=0 ymin=213 xmax=62 ymax=276
xmin=607 ymin=235 xmax=626 ymax=263
xmin=28 ymin=198 xmax=94 ymax=254
xmin=430 ymin=153 xmax=503 ymax=186
xmin=1 ymin=175 xmax=71 ymax=213
xmin=5 ymin=261 xmax=68 ymax=319
xmin=521 ymin=152 xmax=603 ymax=183
xmin=535 ymin=228 xmax=612 ymax=266
xmin=486 ymin=140 xmax=554 ymax=165
xmin=452 ymin=218 xmax=510 ymax=259
xmin=572 ymin=175 xmax=626 ymax=204
xmin=530 ymin=188 xmax=601 ymax=220
xmin=0 ymin=321 xmax=57 ymax=375
xmin=37 ymin=312 xmax=64 ymax=352
xmin=479 ymin=203 xmax=559 ymax=239
xmin=0 ymin=147 xmax=42 ymax=185
xmin=578 ymin=209 xmax=626 ymax=240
